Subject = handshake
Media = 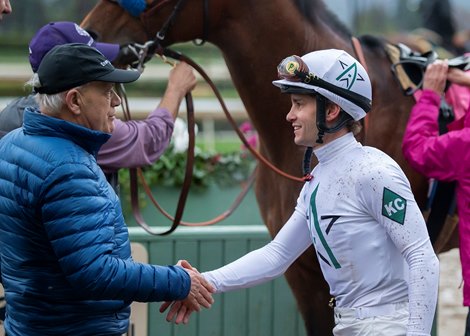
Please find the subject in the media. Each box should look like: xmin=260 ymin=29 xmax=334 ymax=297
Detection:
xmin=160 ymin=260 xmax=215 ymax=324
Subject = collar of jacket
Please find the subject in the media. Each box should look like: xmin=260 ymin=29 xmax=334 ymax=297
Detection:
xmin=22 ymin=107 xmax=111 ymax=157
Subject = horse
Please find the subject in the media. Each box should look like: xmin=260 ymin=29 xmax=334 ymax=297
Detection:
xmin=81 ymin=0 xmax=451 ymax=334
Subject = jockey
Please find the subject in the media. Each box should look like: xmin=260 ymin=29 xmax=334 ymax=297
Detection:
xmin=161 ymin=49 xmax=440 ymax=336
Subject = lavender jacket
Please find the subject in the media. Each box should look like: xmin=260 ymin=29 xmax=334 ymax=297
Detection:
xmin=402 ymin=89 xmax=470 ymax=305
xmin=0 ymin=94 xmax=174 ymax=172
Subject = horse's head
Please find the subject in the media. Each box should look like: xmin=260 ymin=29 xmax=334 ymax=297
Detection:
xmin=81 ymin=0 xmax=219 ymax=49
xmin=81 ymin=1 xmax=147 ymax=45
xmin=81 ymin=0 xmax=223 ymax=68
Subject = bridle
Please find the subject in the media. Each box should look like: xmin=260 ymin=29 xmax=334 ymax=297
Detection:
xmin=102 ymin=0 xmax=315 ymax=235
xmin=144 ymin=0 xmax=209 ymax=46
xmin=106 ymin=0 xmax=209 ymax=73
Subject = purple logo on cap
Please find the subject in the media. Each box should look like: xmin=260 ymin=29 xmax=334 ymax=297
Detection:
xmin=73 ymin=23 xmax=94 ymax=45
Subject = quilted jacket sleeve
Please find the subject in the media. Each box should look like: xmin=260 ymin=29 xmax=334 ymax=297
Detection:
xmin=40 ymin=162 xmax=190 ymax=302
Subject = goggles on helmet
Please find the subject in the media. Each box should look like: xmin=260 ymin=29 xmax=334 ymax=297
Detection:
xmin=277 ymin=55 xmax=372 ymax=113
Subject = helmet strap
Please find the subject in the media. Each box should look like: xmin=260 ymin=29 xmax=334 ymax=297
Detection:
xmin=302 ymin=146 xmax=314 ymax=180
xmin=315 ymin=95 xmax=353 ymax=144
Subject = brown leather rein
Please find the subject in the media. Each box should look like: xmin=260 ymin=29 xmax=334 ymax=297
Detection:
xmin=117 ymin=81 xmax=195 ymax=236
xmin=125 ymin=47 xmax=369 ymax=235
xmin=121 ymin=48 xmax=307 ymax=236
xmin=109 ymin=0 xmax=308 ymax=236
xmin=112 ymin=0 xmax=370 ymax=235
xmin=351 ymin=36 xmax=370 ymax=135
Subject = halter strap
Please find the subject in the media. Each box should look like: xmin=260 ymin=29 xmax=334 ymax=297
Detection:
xmin=351 ymin=36 xmax=368 ymax=72
xmin=117 ymin=0 xmax=147 ymax=16
xmin=351 ymin=36 xmax=370 ymax=135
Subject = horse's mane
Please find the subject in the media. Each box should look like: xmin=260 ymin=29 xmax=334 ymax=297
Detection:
xmin=293 ymin=0 xmax=391 ymax=58
xmin=359 ymin=34 xmax=389 ymax=58
xmin=294 ymin=0 xmax=352 ymax=40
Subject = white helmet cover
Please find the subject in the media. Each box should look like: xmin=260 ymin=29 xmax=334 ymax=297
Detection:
xmin=273 ymin=49 xmax=372 ymax=121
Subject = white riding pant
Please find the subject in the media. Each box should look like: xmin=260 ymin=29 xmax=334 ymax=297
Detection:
xmin=333 ymin=302 xmax=409 ymax=336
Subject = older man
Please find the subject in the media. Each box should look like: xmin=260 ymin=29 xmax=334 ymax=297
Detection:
xmin=0 ymin=43 xmax=214 ymax=336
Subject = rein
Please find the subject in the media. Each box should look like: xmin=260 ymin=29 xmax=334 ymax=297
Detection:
xmin=123 ymin=47 xmax=305 ymax=235
xmin=111 ymin=0 xmax=312 ymax=182
xmin=117 ymin=81 xmax=196 ymax=236
xmin=112 ymin=0 xmax=314 ymax=235
xmin=144 ymin=0 xmax=209 ymax=45
xmin=172 ymin=49 xmax=308 ymax=183
xmin=351 ymin=36 xmax=370 ymax=135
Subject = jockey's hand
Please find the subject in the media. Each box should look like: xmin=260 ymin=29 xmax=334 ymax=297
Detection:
xmin=159 ymin=62 xmax=197 ymax=119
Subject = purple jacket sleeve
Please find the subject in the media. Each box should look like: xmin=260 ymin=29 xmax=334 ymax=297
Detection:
xmin=97 ymin=107 xmax=174 ymax=173
xmin=402 ymin=89 xmax=469 ymax=181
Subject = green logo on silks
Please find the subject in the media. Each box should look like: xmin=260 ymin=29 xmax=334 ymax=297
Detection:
xmin=382 ymin=187 xmax=407 ymax=225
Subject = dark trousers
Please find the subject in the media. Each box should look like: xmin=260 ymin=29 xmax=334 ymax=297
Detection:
xmin=466 ymin=308 xmax=470 ymax=336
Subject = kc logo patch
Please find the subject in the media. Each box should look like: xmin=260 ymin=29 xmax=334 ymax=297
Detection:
xmin=382 ymin=187 xmax=407 ymax=225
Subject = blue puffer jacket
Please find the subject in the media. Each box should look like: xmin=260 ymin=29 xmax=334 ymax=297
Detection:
xmin=0 ymin=108 xmax=190 ymax=336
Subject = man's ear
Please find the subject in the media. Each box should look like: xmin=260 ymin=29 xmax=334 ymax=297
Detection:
xmin=325 ymin=103 xmax=341 ymax=122
xmin=65 ymin=89 xmax=81 ymax=116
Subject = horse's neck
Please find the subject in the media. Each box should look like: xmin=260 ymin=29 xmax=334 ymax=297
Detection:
xmin=214 ymin=0 xmax=352 ymax=103
xmin=211 ymin=1 xmax=352 ymax=164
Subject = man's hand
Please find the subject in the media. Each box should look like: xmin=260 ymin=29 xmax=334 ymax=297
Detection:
xmin=422 ymin=60 xmax=448 ymax=95
xmin=160 ymin=260 xmax=215 ymax=324
xmin=180 ymin=260 xmax=214 ymax=311
xmin=159 ymin=62 xmax=197 ymax=119
xmin=447 ymin=67 xmax=470 ymax=87
xmin=167 ymin=62 xmax=197 ymax=97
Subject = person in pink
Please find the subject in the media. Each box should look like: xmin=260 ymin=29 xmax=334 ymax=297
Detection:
xmin=402 ymin=60 xmax=470 ymax=333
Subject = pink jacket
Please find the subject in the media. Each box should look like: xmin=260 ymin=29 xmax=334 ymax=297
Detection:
xmin=402 ymin=89 xmax=470 ymax=305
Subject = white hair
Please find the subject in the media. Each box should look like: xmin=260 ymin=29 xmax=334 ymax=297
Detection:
xmin=26 ymin=74 xmax=86 ymax=116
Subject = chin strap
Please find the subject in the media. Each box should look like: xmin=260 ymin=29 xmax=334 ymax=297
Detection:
xmin=302 ymin=146 xmax=314 ymax=181
xmin=315 ymin=95 xmax=353 ymax=144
